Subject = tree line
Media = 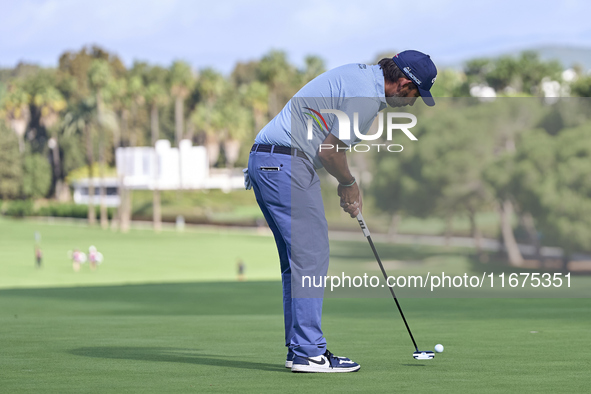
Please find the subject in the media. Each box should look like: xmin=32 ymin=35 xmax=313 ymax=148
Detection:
xmin=0 ymin=45 xmax=326 ymax=230
xmin=368 ymin=52 xmax=591 ymax=269
xmin=1 ymin=46 xmax=590 ymax=267
xmin=369 ymin=98 xmax=591 ymax=269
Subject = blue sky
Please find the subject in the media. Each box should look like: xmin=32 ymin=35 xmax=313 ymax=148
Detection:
xmin=1 ymin=0 xmax=590 ymax=73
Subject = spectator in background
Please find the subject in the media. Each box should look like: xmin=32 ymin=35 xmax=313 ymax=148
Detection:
xmin=237 ymin=259 xmax=246 ymax=281
xmin=35 ymin=246 xmax=42 ymax=268
xmin=89 ymin=246 xmax=98 ymax=270
xmin=71 ymin=249 xmax=85 ymax=272
xmin=88 ymin=245 xmax=103 ymax=270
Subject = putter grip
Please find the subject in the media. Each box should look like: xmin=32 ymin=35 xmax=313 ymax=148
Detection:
xmin=356 ymin=213 xmax=371 ymax=237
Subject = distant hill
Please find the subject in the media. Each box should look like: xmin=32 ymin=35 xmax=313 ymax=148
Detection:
xmin=445 ymin=45 xmax=591 ymax=72
xmin=530 ymin=45 xmax=591 ymax=71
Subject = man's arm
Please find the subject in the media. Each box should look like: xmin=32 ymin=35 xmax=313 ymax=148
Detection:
xmin=318 ymin=133 xmax=361 ymax=217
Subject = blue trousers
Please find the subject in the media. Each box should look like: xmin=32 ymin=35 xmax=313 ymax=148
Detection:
xmin=248 ymin=148 xmax=329 ymax=358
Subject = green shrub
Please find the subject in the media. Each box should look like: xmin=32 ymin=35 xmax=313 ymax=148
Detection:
xmin=4 ymin=200 xmax=34 ymax=217
xmin=22 ymin=154 xmax=52 ymax=199
xmin=0 ymin=123 xmax=22 ymax=199
xmin=36 ymin=203 xmax=115 ymax=220
xmin=37 ymin=203 xmax=87 ymax=218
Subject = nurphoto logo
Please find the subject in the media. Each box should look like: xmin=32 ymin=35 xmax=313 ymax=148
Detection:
xmin=304 ymin=108 xmax=418 ymax=153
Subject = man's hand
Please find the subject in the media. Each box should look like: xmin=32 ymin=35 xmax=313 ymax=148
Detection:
xmin=318 ymin=133 xmax=362 ymax=218
xmin=338 ymin=182 xmax=362 ymax=217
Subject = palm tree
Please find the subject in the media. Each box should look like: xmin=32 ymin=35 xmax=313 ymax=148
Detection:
xmin=126 ymin=74 xmax=146 ymax=146
xmin=145 ymin=80 xmax=168 ymax=232
xmin=3 ymin=84 xmax=31 ymax=153
xmin=302 ymin=55 xmax=326 ymax=83
xmin=191 ymin=104 xmax=223 ymax=167
xmin=33 ymin=85 xmax=67 ymax=200
xmin=118 ymin=74 xmax=145 ymax=233
xmin=106 ymin=76 xmax=130 ymax=231
xmin=257 ymin=50 xmax=297 ymax=117
xmin=168 ymin=61 xmax=194 ymax=145
xmin=192 ymin=68 xmax=227 ymax=167
xmin=88 ymin=59 xmax=115 ymax=229
xmin=63 ymin=99 xmax=97 ymax=225
xmin=168 ymin=61 xmax=194 ymax=189
xmin=242 ymin=81 xmax=268 ymax=132
xmin=221 ymin=94 xmax=252 ymax=168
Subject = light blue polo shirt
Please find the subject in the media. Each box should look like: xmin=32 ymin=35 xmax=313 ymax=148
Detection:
xmin=254 ymin=63 xmax=387 ymax=168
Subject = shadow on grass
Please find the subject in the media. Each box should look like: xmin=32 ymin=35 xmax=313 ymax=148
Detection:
xmin=69 ymin=346 xmax=285 ymax=373
xmin=0 ymin=281 xmax=284 ymax=316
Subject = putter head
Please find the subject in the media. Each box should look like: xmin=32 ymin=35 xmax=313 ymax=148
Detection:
xmin=413 ymin=351 xmax=435 ymax=360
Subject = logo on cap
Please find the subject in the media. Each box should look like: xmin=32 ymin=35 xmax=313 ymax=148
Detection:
xmin=403 ymin=67 xmax=422 ymax=86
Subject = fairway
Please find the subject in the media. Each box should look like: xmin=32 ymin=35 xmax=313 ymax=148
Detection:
xmin=1 ymin=218 xmax=590 ymax=392
xmin=2 ymin=282 xmax=590 ymax=393
xmin=0 ymin=218 xmax=280 ymax=288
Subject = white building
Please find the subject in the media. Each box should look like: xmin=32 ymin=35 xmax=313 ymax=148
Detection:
xmin=72 ymin=178 xmax=120 ymax=207
xmin=72 ymin=140 xmax=244 ymax=206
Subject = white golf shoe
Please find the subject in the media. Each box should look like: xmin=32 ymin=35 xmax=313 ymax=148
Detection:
xmin=291 ymin=349 xmax=360 ymax=373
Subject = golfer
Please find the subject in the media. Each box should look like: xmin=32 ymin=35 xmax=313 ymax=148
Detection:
xmin=246 ymin=51 xmax=437 ymax=373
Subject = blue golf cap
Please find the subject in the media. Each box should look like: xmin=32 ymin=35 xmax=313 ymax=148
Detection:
xmin=392 ymin=50 xmax=437 ymax=106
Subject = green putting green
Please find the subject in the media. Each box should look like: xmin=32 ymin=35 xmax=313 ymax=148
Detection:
xmin=1 ymin=218 xmax=589 ymax=392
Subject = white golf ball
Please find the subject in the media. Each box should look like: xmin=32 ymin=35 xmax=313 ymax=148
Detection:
xmin=434 ymin=344 xmax=444 ymax=353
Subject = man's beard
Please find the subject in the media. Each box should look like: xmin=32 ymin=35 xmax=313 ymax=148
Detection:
xmin=386 ymin=95 xmax=414 ymax=107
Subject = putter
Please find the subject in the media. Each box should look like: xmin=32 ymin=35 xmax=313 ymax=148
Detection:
xmin=356 ymin=213 xmax=434 ymax=360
